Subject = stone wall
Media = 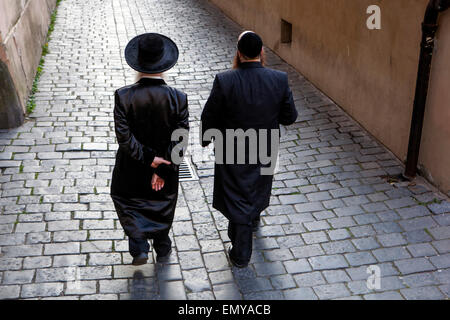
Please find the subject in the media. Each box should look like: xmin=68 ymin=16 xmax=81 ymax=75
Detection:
xmin=209 ymin=0 xmax=450 ymax=194
xmin=0 ymin=0 xmax=57 ymax=128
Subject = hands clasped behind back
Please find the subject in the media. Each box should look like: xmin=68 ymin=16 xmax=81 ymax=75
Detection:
xmin=151 ymin=156 xmax=171 ymax=191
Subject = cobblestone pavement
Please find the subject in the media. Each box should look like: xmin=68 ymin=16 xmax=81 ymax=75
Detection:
xmin=0 ymin=0 xmax=449 ymax=300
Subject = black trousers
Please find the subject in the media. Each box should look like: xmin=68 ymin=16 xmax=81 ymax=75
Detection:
xmin=129 ymin=230 xmax=172 ymax=258
xmin=228 ymin=221 xmax=253 ymax=265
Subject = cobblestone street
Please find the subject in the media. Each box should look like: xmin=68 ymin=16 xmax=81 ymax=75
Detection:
xmin=0 ymin=0 xmax=449 ymax=300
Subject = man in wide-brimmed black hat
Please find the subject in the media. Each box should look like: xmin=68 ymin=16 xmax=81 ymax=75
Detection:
xmin=111 ymin=33 xmax=189 ymax=266
xmin=201 ymin=31 xmax=298 ymax=268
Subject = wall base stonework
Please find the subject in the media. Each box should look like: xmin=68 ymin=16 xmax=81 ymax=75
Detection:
xmin=0 ymin=0 xmax=57 ymax=128
xmin=0 ymin=60 xmax=24 ymax=128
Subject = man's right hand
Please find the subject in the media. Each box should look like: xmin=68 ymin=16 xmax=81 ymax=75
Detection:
xmin=151 ymin=173 xmax=165 ymax=192
xmin=151 ymin=156 xmax=171 ymax=169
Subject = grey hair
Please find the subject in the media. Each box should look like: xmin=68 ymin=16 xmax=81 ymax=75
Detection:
xmin=135 ymin=71 xmax=166 ymax=82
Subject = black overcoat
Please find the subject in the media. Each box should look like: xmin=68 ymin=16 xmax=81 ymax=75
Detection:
xmin=201 ymin=62 xmax=298 ymax=225
xmin=111 ymin=78 xmax=189 ymax=240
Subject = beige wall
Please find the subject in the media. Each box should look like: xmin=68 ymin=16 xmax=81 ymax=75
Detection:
xmin=0 ymin=0 xmax=57 ymax=127
xmin=420 ymin=10 xmax=450 ymax=193
xmin=210 ymin=0 xmax=450 ymax=194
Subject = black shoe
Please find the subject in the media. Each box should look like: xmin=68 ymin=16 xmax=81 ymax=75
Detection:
xmin=132 ymin=253 xmax=148 ymax=266
xmin=156 ymin=248 xmax=172 ymax=263
xmin=227 ymin=247 xmax=248 ymax=268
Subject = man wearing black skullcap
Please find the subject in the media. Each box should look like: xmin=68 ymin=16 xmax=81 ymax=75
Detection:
xmin=233 ymin=31 xmax=265 ymax=69
xmin=201 ymin=31 xmax=298 ymax=268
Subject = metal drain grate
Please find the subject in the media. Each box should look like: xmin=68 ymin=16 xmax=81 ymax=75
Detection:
xmin=179 ymin=157 xmax=198 ymax=181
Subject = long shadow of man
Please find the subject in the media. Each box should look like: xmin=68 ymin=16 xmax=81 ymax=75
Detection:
xmin=130 ymin=270 xmax=158 ymax=300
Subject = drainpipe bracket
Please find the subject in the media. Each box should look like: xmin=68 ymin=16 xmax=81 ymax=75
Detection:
xmin=422 ymin=22 xmax=438 ymax=35
xmin=438 ymin=0 xmax=450 ymax=11
xmin=431 ymin=0 xmax=450 ymax=11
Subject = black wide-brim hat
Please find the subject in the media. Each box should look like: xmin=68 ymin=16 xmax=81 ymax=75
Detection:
xmin=125 ymin=33 xmax=179 ymax=74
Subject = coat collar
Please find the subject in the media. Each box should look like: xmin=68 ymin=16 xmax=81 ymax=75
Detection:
xmin=239 ymin=61 xmax=264 ymax=69
xmin=137 ymin=77 xmax=167 ymax=86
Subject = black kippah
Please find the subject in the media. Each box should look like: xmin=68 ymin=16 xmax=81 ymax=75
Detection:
xmin=238 ymin=32 xmax=263 ymax=59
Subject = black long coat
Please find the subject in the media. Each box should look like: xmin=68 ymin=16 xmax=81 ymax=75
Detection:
xmin=111 ymin=78 xmax=189 ymax=240
xmin=201 ymin=62 xmax=298 ymax=225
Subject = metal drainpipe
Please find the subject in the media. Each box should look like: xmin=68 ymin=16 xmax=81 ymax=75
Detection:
xmin=404 ymin=0 xmax=450 ymax=179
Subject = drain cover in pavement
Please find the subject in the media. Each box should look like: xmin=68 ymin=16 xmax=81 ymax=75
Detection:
xmin=179 ymin=157 xmax=198 ymax=181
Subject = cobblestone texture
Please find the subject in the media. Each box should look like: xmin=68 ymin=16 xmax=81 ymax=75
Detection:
xmin=0 ymin=0 xmax=449 ymax=300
